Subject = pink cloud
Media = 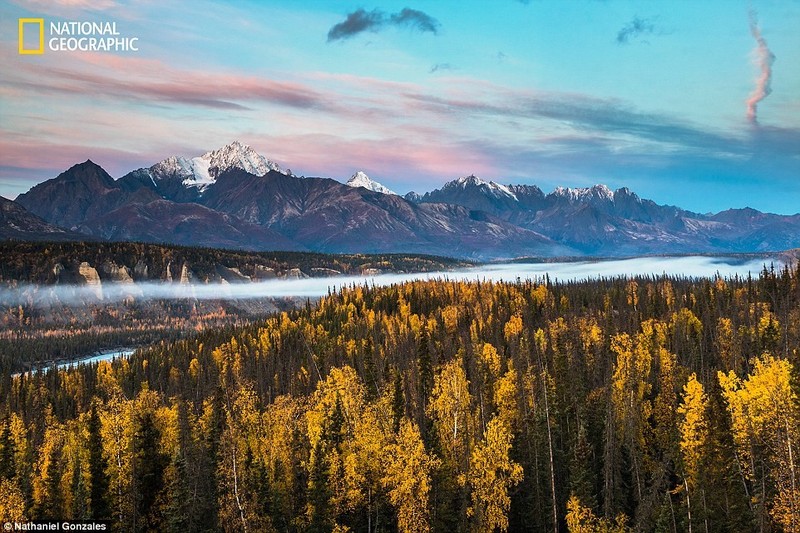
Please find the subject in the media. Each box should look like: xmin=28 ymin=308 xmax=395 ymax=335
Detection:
xmin=255 ymin=133 xmax=495 ymax=186
xmin=5 ymin=53 xmax=334 ymax=111
xmin=0 ymin=138 xmax=151 ymax=178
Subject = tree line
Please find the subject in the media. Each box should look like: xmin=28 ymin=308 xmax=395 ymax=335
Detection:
xmin=0 ymin=241 xmax=470 ymax=284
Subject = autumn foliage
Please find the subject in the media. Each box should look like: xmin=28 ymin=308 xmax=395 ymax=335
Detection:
xmin=1 ymin=264 xmax=800 ymax=532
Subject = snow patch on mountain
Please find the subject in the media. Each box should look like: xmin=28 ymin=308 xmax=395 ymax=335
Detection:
xmin=346 ymin=171 xmax=397 ymax=195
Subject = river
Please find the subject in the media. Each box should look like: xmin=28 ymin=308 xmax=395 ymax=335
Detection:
xmin=7 ymin=255 xmax=780 ymax=375
xmin=12 ymin=348 xmax=137 ymax=378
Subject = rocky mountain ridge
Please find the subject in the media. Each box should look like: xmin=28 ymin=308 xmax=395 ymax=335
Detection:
xmin=8 ymin=142 xmax=800 ymax=259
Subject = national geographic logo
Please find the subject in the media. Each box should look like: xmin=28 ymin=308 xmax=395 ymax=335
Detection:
xmin=18 ymin=18 xmax=139 ymax=54
xmin=18 ymin=18 xmax=44 ymax=55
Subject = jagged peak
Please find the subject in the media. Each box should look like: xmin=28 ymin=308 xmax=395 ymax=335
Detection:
xmin=148 ymin=142 xmax=288 ymax=192
xmin=443 ymin=175 xmax=518 ymax=201
xmin=404 ymin=191 xmax=422 ymax=202
xmin=200 ymin=141 xmax=284 ymax=176
xmin=346 ymin=171 xmax=397 ymax=195
xmin=68 ymin=159 xmax=105 ymax=171
xmin=446 ymin=174 xmax=487 ymax=188
xmin=552 ymin=184 xmax=614 ymax=202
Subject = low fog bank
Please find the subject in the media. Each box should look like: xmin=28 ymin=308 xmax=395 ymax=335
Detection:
xmin=0 ymin=256 xmax=780 ymax=309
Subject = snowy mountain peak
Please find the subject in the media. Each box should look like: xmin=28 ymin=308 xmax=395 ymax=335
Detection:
xmin=346 ymin=171 xmax=397 ymax=195
xmin=453 ymin=175 xmax=487 ymax=187
xmin=552 ymin=184 xmax=614 ymax=202
xmin=592 ymin=184 xmax=614 ymax=199
xmin=201 ymin=141 xmax=283 ymax=178
xmin=445 ymin=175 xmax=518 ymax=201
xmin=149 ymin=142 xmax=286 ymax=192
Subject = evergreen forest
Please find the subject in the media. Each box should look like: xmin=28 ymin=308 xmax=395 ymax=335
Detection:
xmin=0 ymin=265 xmax=799 ymax=532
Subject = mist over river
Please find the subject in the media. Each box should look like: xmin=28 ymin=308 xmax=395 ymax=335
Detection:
xmin=0 ymin=255 xmax=780 ymax=309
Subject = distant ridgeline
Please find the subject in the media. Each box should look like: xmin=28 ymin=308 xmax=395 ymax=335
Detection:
xmin=9 ymin=145 xmax=800 ymax=259
xmin=1 ymin=266 xmax=798 ymax=531
xmin=0 ymin=241 xmax=471 ymax=284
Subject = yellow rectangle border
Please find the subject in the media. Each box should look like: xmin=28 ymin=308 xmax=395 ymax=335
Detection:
xmin=19 ymin=18 xmax=45 ymax=55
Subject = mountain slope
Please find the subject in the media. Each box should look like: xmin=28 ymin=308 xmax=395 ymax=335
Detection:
xmin=420 ymin=175 xmax=528 ymax=216
xmin=16 ymin=160 xmax=153 ymax=229
xmin=200 ymin=169 xmax=570 ymax=258
xmin=76 ymin=198 xmax=303 ymax=251
xmin=0 ymin=196 xmax=84 ymax=241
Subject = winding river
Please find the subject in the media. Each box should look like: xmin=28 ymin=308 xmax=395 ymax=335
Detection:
xmin=8 ymin=255 xmax=782 ymax=376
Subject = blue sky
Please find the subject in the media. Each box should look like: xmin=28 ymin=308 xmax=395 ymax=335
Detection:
xmin=1 ymin=0 xmax=798 ymax=214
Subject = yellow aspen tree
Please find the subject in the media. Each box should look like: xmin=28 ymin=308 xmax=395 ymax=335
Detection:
xmin=261 ymin=394 xmax=304 ymax=526
xmin=60 ymin=418 xmax=90 ymax=519
xmin=33 ymin=418 xmax=66 ymax=519
xmin=217 ymin=381 xmax=261 ymax=533
xmin=98 ymin=391 xmax=135 ymax=528
xmin=427 ymin=358 xmax=474 ymax=468
xmin=307 ymin=366 xmax=366 ymax=453
xmin=677 ymin=374 xmax=708 ymax=533
xmin=566 ymin=494 xmax=630 ymax=533
xmin=382 ymin=418 xmax=438 ymax=533
xmin=349 ymin=388 xmax=395 ymax=532
xmin=494 ymin=364 xmax=519 ymax=431
xmin=6 ymin=414 xmax=30 ymax=507
xmin=719 ymin=354 xmax=800 ymax=531
xmin=463 ymin=417 xmax=523 ymax=533
xmin=480 ymin=343 xmax=501 ymax=379
xmin=442 ymin=305 xmax=459 ymax=336
xmin=610 ymin=332 xmax=652 ymax=504
xmin=566 ymin=496 xmax=595 ymax=533
xmin=305 ymin=366 xmax=367 ymax=524
xmin=577 ymin=317 xmax=603 ymax=370
xmin=716 ymin=318 xmax=740 ymax=373
xmin=504 ymin=315 xmax=523 ymax=344
xmin=678 ymin=375 xmax=707 ymax=484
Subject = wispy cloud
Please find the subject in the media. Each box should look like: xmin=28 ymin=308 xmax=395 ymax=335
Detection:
xmin=746 ymin=10 xmax=775 ymax=125
xmin=4 ymin=54 xmax=334 ymax=112
xmin=327 ymin=7 xmax=440 ymax=42
xmin=616 ymin=16 xmax=655 ymax=44
xmin=402 ymin=88 xmax=748 ymax=157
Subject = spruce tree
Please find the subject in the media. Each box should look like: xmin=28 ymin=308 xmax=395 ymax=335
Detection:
xmin=0 ymin=419 xmax=16 ymax=481
xmin=132 ymin=411 xmax=167 ymax=532
xmin=87 ymin=405 xmax=110 ymax=520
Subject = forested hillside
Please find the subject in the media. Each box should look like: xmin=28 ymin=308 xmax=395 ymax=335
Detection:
xmin=0 ymin=241 xmax=470 ymax=284
xmin=1 ymin=266 xmax=799 ymax=532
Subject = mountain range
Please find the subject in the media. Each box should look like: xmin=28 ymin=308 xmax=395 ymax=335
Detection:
xmin=6 ymin=141 xmax=800 ymax=259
